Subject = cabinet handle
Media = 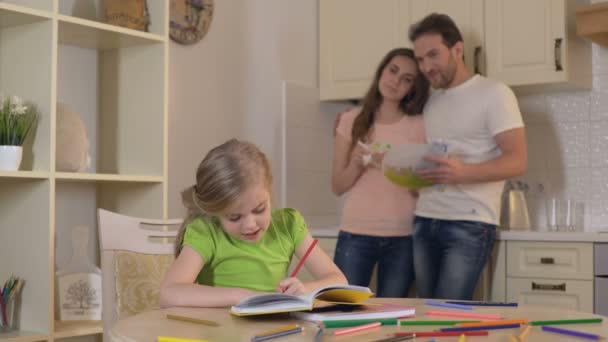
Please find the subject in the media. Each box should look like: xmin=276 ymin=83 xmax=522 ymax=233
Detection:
xmin=554 ymin=38 xmax=563 ymax=71
xmin=532 ymin=282 xmax=566 ymax=291
xmin=540 ymin=257 xmax=555 ymax=264
xmin=474 ymin=46 xmax=482 ymax=75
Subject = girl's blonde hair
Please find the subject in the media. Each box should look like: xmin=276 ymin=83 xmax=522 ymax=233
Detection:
xmin=174 ymin=139 xmax=273 ymax=256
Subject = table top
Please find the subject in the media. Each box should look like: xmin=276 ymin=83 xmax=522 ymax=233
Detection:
xmin=109 ymin=298 xmax=608 ymax=341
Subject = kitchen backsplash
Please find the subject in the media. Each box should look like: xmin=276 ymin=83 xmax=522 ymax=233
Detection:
xmin=516 ymin=44 xmax=608 ymax=232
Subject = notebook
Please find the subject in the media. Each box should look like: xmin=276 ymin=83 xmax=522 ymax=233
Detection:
xmin=229 ymin=284 xmax=374 ymax=316
xmin=291 ymin=303 xmax=416 ymax=322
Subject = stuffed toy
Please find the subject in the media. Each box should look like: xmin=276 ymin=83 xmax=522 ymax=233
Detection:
xmin=56 ymin=102 xmax=91 ymax=172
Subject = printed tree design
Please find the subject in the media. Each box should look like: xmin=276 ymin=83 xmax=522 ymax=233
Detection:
xmin=66 ymin=280 xmax=97 ymax=309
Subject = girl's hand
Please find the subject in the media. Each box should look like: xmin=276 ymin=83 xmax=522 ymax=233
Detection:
xmin=349 ymin=144 xmax=369 ymax=169
xmin=276 ymin=277 xmax=307 ymax=295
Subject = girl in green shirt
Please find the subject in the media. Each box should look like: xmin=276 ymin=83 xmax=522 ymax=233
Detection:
xmin=160 ymin=139 xmax=347 ymax=308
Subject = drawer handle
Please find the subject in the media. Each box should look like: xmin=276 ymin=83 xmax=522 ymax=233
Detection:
xmin=532 ymin=282 xmax=566 ymax=292
xmin=540 ymin=257 xmax=555 ymax=264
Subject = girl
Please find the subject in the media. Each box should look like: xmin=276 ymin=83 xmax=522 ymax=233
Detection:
xmin=160 ymin=139 xmax=346 ymax=308
xmin=332 ymin=48 xmax=429 ymax=297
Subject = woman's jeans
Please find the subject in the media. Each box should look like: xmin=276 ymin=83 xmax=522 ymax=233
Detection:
xmin=413 ymin=216 xmax=497 ymax=300
xmin=333 ymin=231 xmax=414 ymax=298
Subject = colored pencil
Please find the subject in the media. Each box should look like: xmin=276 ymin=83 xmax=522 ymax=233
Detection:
xmin=441 ymin=324 xmax=521 ymax=332
xmin=323 ymin=318 xmax=399 ymax=328
xmin=518 ymin=324 xmax=532 ymax=341
xmin=314 ymin=325 xmax=323 ymax=342
xmin=446 ymin=300 xmax=518 ymax=307
xmin=252 ymin=327 xmax=303 ymax=342
xmin=372 ymin=334 xmax=415 ymax=342
xmin=253 ymin=324 xmax=300 ymax=338
xmin=400 ymin=320 xmax=480 ymax=326
xmin=166 ymin=314 xmax=219 ymax=327
xmin=542 ymin=325 xmax=603 ymax=340
xmin=458 ymin=334 xmax=466 ymax=342
xmin=425 ymin=300 xmax=473 ymax=310
xmin=395 ymin=331 xmax=489 ymax=337
xmin=158 ymin=337 xmax=210 ymax=342
xmin=333 ymin=322 xmax=381 ymax=336
xmin=457 ymin=319 xmax=529 ymax=327
xmin=290 ymin=239 xmax=318 ymax=277
xmin=531 ymin=318 xmax=603 ymax=326
xmin=426 ymin=310 xmax=502 ymax=320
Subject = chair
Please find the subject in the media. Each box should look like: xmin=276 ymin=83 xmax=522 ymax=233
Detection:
xmin=97 ymin=208 xmax=182 ymax=339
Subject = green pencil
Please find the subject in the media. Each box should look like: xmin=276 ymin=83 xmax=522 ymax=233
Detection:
xmin=530 ymin=318 xmax=603 ymax=326
xmin=399 ymin=320 xmax=481 ymax=326
xmin=323 ymin=318 xmax=399 ymax=328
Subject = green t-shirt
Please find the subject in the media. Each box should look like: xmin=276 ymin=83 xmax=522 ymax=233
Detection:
xmin=182 ymin=208 xmax=308 ymax=292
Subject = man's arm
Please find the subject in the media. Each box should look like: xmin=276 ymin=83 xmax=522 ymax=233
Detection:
xmin=417 ymin=127 xmax=527 ymax=184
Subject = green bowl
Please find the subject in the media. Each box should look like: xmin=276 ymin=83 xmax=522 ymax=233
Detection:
xmin=383 ymin=166 xmax=433 ymax=190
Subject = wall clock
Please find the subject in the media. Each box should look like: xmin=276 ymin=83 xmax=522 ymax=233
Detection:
xmin=170 ymin=0 xmax=214 ymax=45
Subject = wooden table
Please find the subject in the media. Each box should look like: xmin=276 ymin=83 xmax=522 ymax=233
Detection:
xmin=109 ymin=298 xmax=608 ymax=341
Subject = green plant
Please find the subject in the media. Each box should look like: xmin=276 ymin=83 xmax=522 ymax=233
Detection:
xmin=0 ymin=94 xmax=38 ymax=146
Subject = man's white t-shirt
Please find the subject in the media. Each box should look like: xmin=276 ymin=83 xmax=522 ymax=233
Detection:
xmin=415 ymin=75 xmax=524 ymax=225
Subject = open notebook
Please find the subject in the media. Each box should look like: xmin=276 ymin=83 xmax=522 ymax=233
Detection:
xmin=229 ymin=284 xmax=374 ymax=316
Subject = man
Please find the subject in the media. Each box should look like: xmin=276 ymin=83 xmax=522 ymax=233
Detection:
xmin=409 ymin=13 xmax=527 ymax=300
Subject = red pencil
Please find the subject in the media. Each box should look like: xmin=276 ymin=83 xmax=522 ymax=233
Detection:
xmin=290 ymin=239 xmax=318 ymax=277
xmin=395 ymin=331 xmax=489 ymax=337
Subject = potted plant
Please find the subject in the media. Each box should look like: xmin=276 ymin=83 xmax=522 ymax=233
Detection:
xmin=0 ymin=94 xmax=38 ymax=171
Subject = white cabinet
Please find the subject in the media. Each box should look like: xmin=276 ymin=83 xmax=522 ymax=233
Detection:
xmin=484 ymin=0 xmax=591 ymax=91
xmin=505 ymin=241 xmax=594 ymax=313
xmin=411 ymin=0 xmax=484 ymax=74
xmin=319 ymin=0 xmax=414 ymax=100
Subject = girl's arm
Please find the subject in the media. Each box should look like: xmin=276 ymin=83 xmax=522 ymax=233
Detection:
xmin=159 ymin=246 xmax=265 ymax=308
xmin=331 ymin=133 xmax=367 ymax=195
xmin=278 ymin=233 xmax=347 ymax=295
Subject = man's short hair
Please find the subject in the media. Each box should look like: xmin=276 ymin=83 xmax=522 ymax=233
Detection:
xmin=409 ymin=13 xmax=463 ymax=47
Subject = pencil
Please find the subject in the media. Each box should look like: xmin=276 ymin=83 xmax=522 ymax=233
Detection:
xmin=518 ymin=324 xmax=532 ymax=341
xmin=458 ymin=334 xmax=466 ymax=342
xmin=400 ymin=320 xmax=480 ymax=326
xmin=253 ymin=324 xmax=300 ymax=338
xmin=425 ymin=300 xmax=473 ymax=310
xmin=166 ymin=314 xmax=219 ymax=327
xmin=446 ymin=300 xmax=518 ymax=307
xmin=426 ymin=310 xmax=502 ymax=320
xmin=441 ymin=324 xmax=521 ymax=332
xmin=458 ymin=319 xmax=529 ymax=327
xmin=541 ymin=325 xmax=603 ymax=340
xmin=290 ymin=239 xmax=318 ymax=277
xmin=323 ymin=318 xmax=399 ymax=328
xmin=251 ymin=326 xmax=303 ymax=341
xmin=157 ymin=336 xmax=210 ymax=342
xmin=371 ymin=334 xmax=415 ymax=342
xmin=530 ymin=318 xmax=603 ymax=326
xmin=395 ymin=331 xmax=489 ymax=337
xmin=333 ymin=321 xmax=381 ymax=336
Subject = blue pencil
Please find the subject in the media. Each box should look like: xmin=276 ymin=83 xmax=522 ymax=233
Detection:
xmin=441 ymin=324 xmax=521 ymax=332
xmin=425 ymin=300 xmax=473 ymax=310
xmin=446 ymin=301 xmax=518 ymax=307
xmin=251 ymin=327 xmax=303 ymax=342
xmin=542 ymin=325 xmax=602 ymax=340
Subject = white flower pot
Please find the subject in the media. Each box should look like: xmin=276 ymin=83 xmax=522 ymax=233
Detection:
xmin=0 ymin=146 xmax=23 ymax=171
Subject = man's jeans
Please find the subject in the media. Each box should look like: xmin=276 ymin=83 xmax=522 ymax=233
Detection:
xmin=333 ymin=231 xmax=414 ymax=298
xmin=413 ymin=216 xmax=496 ymax=300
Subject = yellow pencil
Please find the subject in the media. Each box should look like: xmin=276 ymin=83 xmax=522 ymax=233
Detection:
xmin=158 ymin=336 xmax=210 ymax=342
xmin=166 ymin=314 xmax=219 ymax=327
xmin=254 ymin=324 xmax=300 ymax=338
xmin=458 ymin=333 xmax=466 ymax=342
xmin=518 ymin=324 xmax=532 ymax=341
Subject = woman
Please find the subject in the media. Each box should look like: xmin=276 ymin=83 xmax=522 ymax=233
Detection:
xmin=332 ymin=47 xmax=429 ymax=297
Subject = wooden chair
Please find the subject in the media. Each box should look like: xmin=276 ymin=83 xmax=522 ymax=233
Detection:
xmin=97 ymin=208 xmax=181 ymax=339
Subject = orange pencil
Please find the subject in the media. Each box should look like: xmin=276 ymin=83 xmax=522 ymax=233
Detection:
xmin=333 ymin=322 xmax=381 ymax=336
xmin=458 ymin=319 xmax=528 ymax=327
xmin=290 ymin=239 xmax=318 ymax=277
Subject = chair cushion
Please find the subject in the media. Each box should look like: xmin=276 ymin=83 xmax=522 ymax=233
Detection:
xmin=114 ymin=251 xmax=174 ymax=318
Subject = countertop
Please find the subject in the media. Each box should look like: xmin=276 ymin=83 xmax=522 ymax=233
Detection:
xmin=310 ymin=227 xmax=608 ymax=242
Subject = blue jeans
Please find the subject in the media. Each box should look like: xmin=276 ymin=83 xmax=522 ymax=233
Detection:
xmin=413 ymin=217 xmax=496 ymax=300
xmin=333 ymin=231 xmax=414 ymax=298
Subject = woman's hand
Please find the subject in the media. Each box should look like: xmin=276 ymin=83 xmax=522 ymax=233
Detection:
xmin=276 ymin=277 xmax=307 ymax=295
xmin=349 ymin=144 xmax=370 ymax=170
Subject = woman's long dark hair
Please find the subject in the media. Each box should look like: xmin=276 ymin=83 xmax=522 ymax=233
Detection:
xmin=350 ymin=48 xmax=430 ymax=152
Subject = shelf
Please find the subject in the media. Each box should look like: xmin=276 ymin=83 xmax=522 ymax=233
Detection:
xmin=576 ymin=2 xmax=608 ymax=47
xmin=53 ymin=320 xmax=102 ymax=339
xmin=55 ymin=172 xmax=164 ymax=183
xmin=0 ymin=171 xmax=49 ymax=179
xmin=58 ymin=14 xmax=164 ymax=50
xmin=0 ymin=3 xmax=51 ymax=29
xmin=0 ymin=331 xmax=47 ymax=342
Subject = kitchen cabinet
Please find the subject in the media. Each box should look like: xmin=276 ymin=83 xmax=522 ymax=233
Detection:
xmin=484 ymin=0 xmax=591 ymax=91
xmin=319 ymin=0 xmax=414 ymax=100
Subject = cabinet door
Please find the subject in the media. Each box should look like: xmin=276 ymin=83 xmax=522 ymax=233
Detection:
xmin=411 ymin=0 xmax=484 ymax=74
xmin=485 ymin=0 xmax=566 ymax=86
xmin=506 ymin=278 xmax=594 ymax=313
xmin=319 ymin=0 xmax=413 ymax=100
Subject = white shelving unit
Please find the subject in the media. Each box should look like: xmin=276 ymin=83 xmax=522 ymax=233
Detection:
xmin=0 ymin=1 xmax=168 ymax=341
